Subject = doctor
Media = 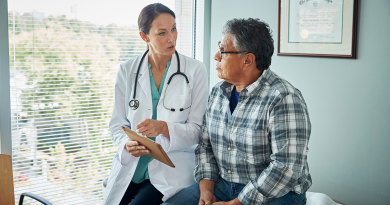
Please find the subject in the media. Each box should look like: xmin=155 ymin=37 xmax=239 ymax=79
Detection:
xmin=103 ymin=3 xmax=208 ymax=205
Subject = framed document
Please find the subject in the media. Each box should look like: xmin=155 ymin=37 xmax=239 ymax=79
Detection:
xmin=277 ymin=0 xmax=358 ymax=58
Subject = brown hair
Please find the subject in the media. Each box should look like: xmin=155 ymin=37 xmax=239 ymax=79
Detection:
xmin=138 ymin=3 xmax=176 ymax=35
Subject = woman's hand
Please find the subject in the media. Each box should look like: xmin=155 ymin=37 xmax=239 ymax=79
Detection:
xmin=136 ymin=118 xmax=170 ymax=138
xmin=125 ymin=140 xmax=150 ymax=157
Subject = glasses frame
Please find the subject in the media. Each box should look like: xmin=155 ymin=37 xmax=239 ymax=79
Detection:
xmin=218 ymin=41 xmax=249 ymax=59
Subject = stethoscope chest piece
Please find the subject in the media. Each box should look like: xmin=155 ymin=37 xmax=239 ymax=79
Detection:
xmin=129 ymin=99 xmax=139 ymax=110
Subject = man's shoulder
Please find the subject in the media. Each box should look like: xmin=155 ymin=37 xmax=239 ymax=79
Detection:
xmin=265 ymin=69 xmax=300 ymax=97
xmin=210 ymin=81 xmax=224 ymax=95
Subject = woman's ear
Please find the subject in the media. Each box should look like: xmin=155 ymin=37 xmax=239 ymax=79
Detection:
xmin=139 ymin=31 xmax=150 ymax=43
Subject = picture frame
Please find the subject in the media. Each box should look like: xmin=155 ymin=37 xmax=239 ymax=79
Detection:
xmin=277 ymin=0 xmax=358 ymax=58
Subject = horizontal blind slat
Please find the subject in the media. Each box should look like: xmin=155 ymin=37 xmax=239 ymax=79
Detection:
xmin=12 ymin=154 xmax=114 ymax=172
xmin=14 ymin=158 xmax=112 ymax=179
xmin=10 ymin=111 xmax=112 ymax=122
xmin=13 ymin=138 xmax=114 ymax=152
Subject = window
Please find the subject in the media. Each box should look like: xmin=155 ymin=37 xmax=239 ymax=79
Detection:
xmin=7 ymin=0 xmax=199 ymax=204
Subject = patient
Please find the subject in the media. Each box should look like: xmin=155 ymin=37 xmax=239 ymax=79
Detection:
xmin=163 ymin=18 xmax=312 ymax=205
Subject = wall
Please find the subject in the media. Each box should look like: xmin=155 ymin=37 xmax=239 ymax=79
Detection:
xmin=207 ymin=0 xmax=390 ymax=204
xmin=202 ymin=0 xmax=212 ymax=88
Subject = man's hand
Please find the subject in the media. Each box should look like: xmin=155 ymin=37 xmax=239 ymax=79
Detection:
xmin=211 ymin=198 xmax=243 ymax=205
xmin=199 ymin=190 xmax=216 ymax=205
xmin=136 ymin=118 xmax=170 ymax=138
xmin=199 ymin=179 xmax=217 ymax=205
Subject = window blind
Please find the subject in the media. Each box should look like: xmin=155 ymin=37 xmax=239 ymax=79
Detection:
xmin=8 ymin=0 xmax=197 ymax=204
xmin=194 ymin=0 xmax=205 ymax=62
xmin=175 ymin=0 xmax=194 ymax=58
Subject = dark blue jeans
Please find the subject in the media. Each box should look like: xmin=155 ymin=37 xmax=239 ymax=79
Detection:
xmin=119 ymin=179 xmax=163 ymax=205
xmin=162 ymin=176 xmax=306 ymax=205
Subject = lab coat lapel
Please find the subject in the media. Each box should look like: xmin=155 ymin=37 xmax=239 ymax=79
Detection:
xmin=158 ymin=53 xmax=179 ymax=105
xmin=135 ymin=54 xmax=152 ymax=106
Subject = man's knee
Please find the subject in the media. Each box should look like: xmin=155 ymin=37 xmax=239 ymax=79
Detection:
xmin=162 ymin=183 xmax=200 ymax=205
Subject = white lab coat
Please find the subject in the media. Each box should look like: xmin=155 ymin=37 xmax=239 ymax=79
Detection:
xmin=103 ymin=52 xmax=208 ymax=205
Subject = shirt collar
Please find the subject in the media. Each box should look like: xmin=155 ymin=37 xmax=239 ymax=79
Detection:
xmin=219 ymin=69 xmax=271 ymax=97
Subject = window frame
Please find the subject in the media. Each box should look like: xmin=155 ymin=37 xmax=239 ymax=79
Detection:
xmin=0 ymin=0 xmax=12 ymax=156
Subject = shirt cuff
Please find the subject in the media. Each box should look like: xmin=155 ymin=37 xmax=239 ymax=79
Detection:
xmin=238 ymin=180 xmax=266 ymax=205
xmin=159 ymin=133 xmax=171 ymax=152
xmin=162 ymin=121 xmax=198 ymax=152
xmin=194 ymin=163 xmax=220 ymax=183
xmin=118 ymin=138 xmax=132 ymax=166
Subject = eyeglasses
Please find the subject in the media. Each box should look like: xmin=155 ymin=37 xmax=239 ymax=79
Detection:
xmin=218 ymin=41 xmax=249 ymax=59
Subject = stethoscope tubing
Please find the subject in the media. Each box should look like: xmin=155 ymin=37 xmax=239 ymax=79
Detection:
xmin=129 ymin=50 xmax=192 ymax=111
xmin=132 ymin=49 xmax=150 ymax=100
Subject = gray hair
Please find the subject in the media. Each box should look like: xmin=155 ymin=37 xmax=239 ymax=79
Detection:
xmin=222 ymin=18 xmax=274 ymax=70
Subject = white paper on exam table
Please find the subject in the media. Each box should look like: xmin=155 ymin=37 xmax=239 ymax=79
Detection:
xmin=306 ymin=192 xmax=342 ymax=205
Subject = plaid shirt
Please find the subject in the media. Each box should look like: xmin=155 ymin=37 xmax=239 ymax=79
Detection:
xmin=194 ymin=69 xmax=312 ymax=205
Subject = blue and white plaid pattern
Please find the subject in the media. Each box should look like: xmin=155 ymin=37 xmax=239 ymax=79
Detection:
xmin=194 ymin=69 xmax=312 ymax=205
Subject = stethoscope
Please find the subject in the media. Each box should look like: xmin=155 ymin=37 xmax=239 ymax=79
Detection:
xmin=129 ymin=49 xmax=192 ymax=112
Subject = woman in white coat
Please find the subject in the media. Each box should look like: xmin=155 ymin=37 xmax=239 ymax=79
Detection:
xmin=103 ymin=3 xmax=208 ymax=205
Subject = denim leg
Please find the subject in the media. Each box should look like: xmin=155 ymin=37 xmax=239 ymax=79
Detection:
xmin=293 ymin=192 xmax=306 ymax=205
xmin=213 ymin=177 xmax=231 ymax=202
xmin=162 ymin=177 xmax=233 ymax=205
xmin=229 ymin=179 xmax=246 ymax=200
xmin=266 ymin=191 xmax=306 ymax=205
xmin=162 ymin=183 xmax=200 ymax=205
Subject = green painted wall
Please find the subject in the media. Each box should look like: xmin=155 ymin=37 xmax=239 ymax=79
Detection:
xmin=208 ymin=0 xmax=390 ymax=204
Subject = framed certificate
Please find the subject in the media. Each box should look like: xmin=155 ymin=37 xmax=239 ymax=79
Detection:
xmin=277 ymin=0 xmax=358 ymax=58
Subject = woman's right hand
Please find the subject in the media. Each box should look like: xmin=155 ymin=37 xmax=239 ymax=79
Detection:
xmin=125 ymin=140 xmax=150 ymax=157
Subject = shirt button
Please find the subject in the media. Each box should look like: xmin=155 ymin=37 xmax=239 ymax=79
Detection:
xmin=158 ymin=106 xmax=162 ymax=110
xmin=228 ymin=170 xmax=232 ymax=174
xmin=251 ymin=94 xmax=253 ymax=97
xmin=228 ymin=147 xmax=231 ymax=151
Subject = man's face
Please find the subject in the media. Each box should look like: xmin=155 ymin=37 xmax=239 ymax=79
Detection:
xmin=214 ymin=35 xmax=244 ymax=84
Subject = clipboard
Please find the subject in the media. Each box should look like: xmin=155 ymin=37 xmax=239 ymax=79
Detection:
xmin=121 ymin=125 xmax=175 ymax=168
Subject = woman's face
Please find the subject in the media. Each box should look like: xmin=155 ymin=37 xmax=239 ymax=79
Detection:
xmin=143 ymin=13 xmax=177 ymax=56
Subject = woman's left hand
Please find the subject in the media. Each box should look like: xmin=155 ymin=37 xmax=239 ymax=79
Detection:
xmin=136 ymin=118 xmax=170 ymax=138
